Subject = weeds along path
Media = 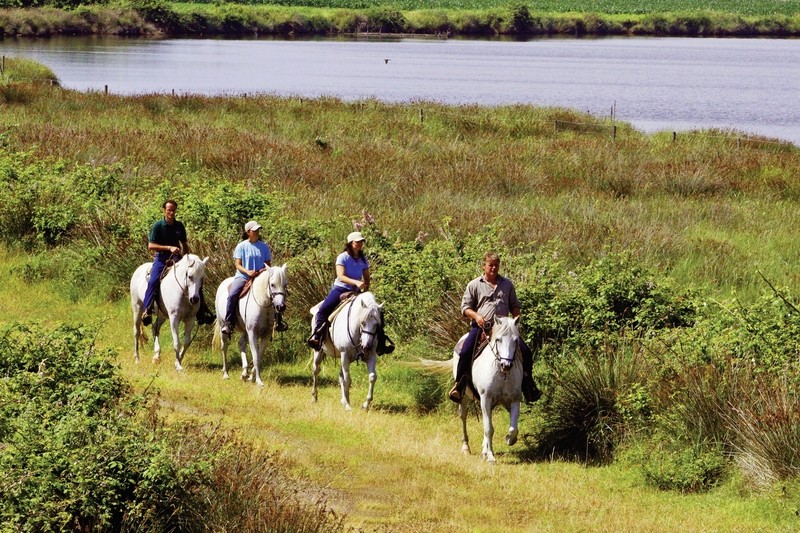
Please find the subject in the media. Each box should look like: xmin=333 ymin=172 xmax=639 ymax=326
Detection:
xmin=0 ymin=251 xmax=793 ymax=532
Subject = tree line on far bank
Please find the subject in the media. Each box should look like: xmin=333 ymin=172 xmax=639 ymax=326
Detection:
xmin=1 ymin=0 xmax=799 ymax=38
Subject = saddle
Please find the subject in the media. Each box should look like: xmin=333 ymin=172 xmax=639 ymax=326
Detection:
xmin=145 ymin=257 xmax=177 ymax=284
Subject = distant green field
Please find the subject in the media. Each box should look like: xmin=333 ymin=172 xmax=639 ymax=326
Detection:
xmin=177 ymin=0 xmax=800 ymax=16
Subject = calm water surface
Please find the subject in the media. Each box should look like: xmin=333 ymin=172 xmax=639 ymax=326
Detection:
xmin=1 ymin=36 xmax=799 ymax=145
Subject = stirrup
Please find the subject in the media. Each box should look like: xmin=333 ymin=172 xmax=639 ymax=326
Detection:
xmin=448 ymin=377 xmax=465 ymax=403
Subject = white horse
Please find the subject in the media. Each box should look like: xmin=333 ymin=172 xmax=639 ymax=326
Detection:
xmin=454 ymin=316 xmax=523 ymax=463
xmin=130 ymin=254 xmax=209 ymax=370
xmin=311 ymin=291 xmax=383 ymax=411
xmin=212 ymin=264 xmax=287 ymax=386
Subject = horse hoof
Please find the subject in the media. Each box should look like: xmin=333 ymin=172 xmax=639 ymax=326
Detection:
xmin=223 ymin=373 xmax=230 ymax=380
xmin=152 ymin=355 xmax=161 ymax=364
xmin=256 ymin=380 xmax=264 ymax=387
xmin=506 ymin=429 xmax=518 ymax=446
xmin=175 ymin=363 xmax=184 ymax=372
xmin=461 ymin=444 xmax=471 ymax=455
xmin=344 ymin=404 xmax=352 ymax=411
xmin=362 ymin=402 xmax=370 ymax=411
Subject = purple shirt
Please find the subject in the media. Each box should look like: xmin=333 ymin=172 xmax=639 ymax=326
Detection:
xmin=333 ymin=251 xmax=369 ymax=290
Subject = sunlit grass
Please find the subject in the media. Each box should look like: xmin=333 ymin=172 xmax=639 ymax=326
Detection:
xmin=1 ymin=246 xmax=798 ymax=531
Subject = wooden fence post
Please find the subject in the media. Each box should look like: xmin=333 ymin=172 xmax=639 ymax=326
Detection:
xmin=104 ymin=84 xmax=108 ymax=95
xmin=419 ymin=108 xmax=424 ymax=124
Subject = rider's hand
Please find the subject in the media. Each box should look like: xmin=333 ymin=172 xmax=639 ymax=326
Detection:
xmin=475 ymin=315 xmax=485 ymax=328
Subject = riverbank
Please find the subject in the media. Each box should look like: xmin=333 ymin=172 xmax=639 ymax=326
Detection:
xmin=1 ymin=3 xmax=799 ymax=38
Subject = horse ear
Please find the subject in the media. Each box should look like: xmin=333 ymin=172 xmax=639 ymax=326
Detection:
xmin=202 ymin=256 xmax=210 ymax=265
xmin=281 ymin=262 xmax=288 ymax=272
xmin=514 ymin=315 xmax=520 ymax=326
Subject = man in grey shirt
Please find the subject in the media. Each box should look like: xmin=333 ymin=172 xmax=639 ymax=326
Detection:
xmin=449 ymin=252 xmax=540 ymax=403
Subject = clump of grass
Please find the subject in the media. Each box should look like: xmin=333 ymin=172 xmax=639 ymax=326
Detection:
xmin=0 ymin=56 xmax=59 ymax=87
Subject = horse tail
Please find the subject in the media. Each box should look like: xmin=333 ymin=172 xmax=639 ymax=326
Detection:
xmin=409 ymin=357 xmax=455 ymax=376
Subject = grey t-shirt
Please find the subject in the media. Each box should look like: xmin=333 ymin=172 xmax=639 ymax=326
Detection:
xmin=460 ymin=274 xmax=519 ymax=324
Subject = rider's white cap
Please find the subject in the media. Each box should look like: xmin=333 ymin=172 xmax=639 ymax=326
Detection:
xmin=347 ymin=231 xmax=365 ymax=243
xmin=245 ymin=220 xmax=262 ymax=232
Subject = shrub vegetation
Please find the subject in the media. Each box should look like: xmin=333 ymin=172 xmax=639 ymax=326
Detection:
xmin=3 ymin=66 xmax=800 ymax=519
xmin=0 ymin=0 xmax=799 ymax=36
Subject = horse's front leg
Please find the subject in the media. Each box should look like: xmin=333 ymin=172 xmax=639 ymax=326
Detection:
xmin=247 ymin=330 xmax=264 ymax=386
xmin=219 ymin=322 xmax=231 ymax=379
xmin=238 ymin=334 xmax=249 ymax=381
xmin=311 ymin=348 xmax=324 ymax=403
xmin=339 ymin=353 xmax=352 ymax=411
xmin=480 ymin=394 xmax=496 ymax=463
xmin=152 ymin=317 xmax=163 ymax=364
xmin=132 ymin=309 xmax=141 ymax=363
xmin=170 ymin=315 xmax=186 ymax=371
xmin=177 ymin=317 xmax=196 ymax=370
xmin=362 ymin=353 xmax=377 ymax=411
xmin=506 ymin=400 xmax=520 ymax=447
xmin=459 ymin=401 xmax=471 ymax=455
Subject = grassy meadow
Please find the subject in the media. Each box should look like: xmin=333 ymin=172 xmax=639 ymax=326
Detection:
xmin=3 ymin=64 xmax=800 ymax=530
xmin=1 ymin=250 xmax=798 ymax=532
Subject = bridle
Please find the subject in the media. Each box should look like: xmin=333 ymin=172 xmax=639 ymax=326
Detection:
xmin=345 ymin=294 xmax=378 ymax=355
xmin=249 ymin=268 xmax=281 ymax=310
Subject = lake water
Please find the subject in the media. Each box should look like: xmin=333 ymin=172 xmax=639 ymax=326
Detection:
xmin=1 ymin=36 xmax=799 ymax=145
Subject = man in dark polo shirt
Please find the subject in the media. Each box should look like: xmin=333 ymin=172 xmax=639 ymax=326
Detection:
xmin=141 ymin=199 xmax=214 ymax=326
xmin=448 ymin=252 xmax=540 ymax=404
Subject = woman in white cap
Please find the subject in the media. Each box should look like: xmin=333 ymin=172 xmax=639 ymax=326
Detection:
xmin=307 ymin=231 xmax=371 ymax=350
xmin=221 ymin=220 xmax=280 ymax=335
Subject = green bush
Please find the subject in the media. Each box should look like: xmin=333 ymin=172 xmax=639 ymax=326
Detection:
xmin=638 ymin=437 xmax=728 ymax=493
xmin=0 ymin=323 xmax=344 ymax=531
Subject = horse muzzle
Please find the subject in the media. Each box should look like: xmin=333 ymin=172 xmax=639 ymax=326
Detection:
xmin=274 ymin=302 xmax=286 ymax=314
xmin=189 ymin=295 xmax=200 ymax=305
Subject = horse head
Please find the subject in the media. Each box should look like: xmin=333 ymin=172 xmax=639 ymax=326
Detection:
xmin=357 ymin=292 xmax=382 ymax=354
xmin=490 ymin=316 xmax=520 ymax=372
xmin=267 ymin=263 xmax=288 ymax=314
xmin=181 ymin=254 xmax=209 ymax=305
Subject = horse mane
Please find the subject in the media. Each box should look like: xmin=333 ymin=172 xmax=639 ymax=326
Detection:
xmin=491 ymin=316 xmax=518 ymax=340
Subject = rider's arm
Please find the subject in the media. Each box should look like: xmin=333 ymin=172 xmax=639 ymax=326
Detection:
xmin=235 ymin=258 xmax=254 ymax=277
xmin=336 ymin=264 xmax=367 ymax=291
xmin=362 ymin=268 xmax=371 ymax=291
xmin=148 ymin=241 xmax=182 ymax=255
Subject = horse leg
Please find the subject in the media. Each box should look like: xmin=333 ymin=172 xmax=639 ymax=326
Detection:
xmin=480 ymin=395 xmax=496 ymax=463
xmin=176 ymin=318 xmax=196 ymax=371
xmin=132 ymin=310 xmax=141 ymax=363
xmin=238 ymin=334 xmax=249 ymax=381
xmin=459 ymin=402 xmax=471 ymax=455
xmin=362 ymin=353 xmax=377 ymax=411
xmin=311 ymin=349 xmax=323 ymax=403
xmin=170 ymin=316 xmax=185 ymax=371
xmin=247 ymin=330 xmax=264 ymax=386
xmin=339 ymin=354 xmax=352 ymax=411
xmin=220 ymin=325 xmax=230 ymax=379
xmin=152 ymin=317 xmax=163 ymax=364
xmin=506 ymin=400 xmax=520 ymax=447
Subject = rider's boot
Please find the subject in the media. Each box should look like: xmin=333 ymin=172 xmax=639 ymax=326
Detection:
xmin=141 ymin=305 xmax=153 ymax=326
xmin=306 ymin=321 xmax=328 ymax=350
xmin=196 ymin=293 xmax=216 ymax=325
xmin=522 ymin=373 xmax=542 ymax=403
xmin=448 ymin=375 xmax=467 ymax=403
xmin=376 ymin=328 xmax=395 ymax=355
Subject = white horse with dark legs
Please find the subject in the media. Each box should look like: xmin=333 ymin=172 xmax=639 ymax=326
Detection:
xmin=454 ymin=316 xmax=523 ymax=463
xmin=311 ymin=292 xmax=383 ymax=411
xmin=212 ymin=264 xmax=287 ymax=386
xmin=130 ymin=254 xmax=209 ymax=370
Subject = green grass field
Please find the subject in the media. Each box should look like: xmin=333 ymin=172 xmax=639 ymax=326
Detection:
xmin=3 ymin=66 xmax=800 ymax=530
xmin=2 ymin=248 xmax=798 ymax=532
